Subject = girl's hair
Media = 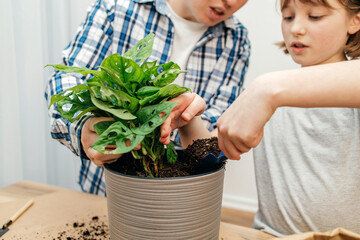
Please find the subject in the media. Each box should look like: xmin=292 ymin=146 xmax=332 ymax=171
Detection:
xmin=278 ymin=0 xmax=360 ymax=58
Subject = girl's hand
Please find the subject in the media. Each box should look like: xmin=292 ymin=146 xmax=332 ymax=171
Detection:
xmin=160 ymin=93 xmax=206 ymax=145
xmin=217 ymin=77 xmax=276 ymax=160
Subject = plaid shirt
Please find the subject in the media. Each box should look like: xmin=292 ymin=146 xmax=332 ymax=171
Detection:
xmin=45 ymin=0 xmax=250 ymax=195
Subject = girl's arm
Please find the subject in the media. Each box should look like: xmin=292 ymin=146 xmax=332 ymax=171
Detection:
xmin=217 ymin=60 xmax=360 ymax=160
xmin=269 ymin=60 xmax=360 ymax=108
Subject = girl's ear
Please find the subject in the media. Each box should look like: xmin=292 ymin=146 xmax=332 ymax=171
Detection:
xmin=348 ymin=12 xmax=360 ymax=34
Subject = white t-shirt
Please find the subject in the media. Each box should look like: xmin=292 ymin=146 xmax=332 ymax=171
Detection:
xmin=166 ymin=2 xmax=208 ymax=86
xmin=253 ymin=107 xmax=360 ymax=236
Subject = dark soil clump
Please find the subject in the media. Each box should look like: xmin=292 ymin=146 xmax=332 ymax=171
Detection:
xmin=108 ymin=137 xmax=224 ymax=177
xmin=55 ymin=216 xmax=108 ymax=240
xmin=183 ymin=137 xmax=221 ymax=166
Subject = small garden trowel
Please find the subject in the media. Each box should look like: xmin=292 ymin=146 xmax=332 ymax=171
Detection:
xmin=196 ymin=151 xmax=227 ymax=173
xmin=0 ymin=199 xmax=34 ymax=237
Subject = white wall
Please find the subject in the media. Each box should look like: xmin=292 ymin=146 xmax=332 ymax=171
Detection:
xmin=0 ymin=0 xmax=94 ymax=191
xmin=1 ymin=0 xmax=300 ymax=213
xmin=222 ymin=1 xmax=298 ymax=212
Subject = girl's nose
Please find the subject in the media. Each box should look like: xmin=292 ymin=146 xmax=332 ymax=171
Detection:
xmin=291 ymin=17 xmax=306 ymax=36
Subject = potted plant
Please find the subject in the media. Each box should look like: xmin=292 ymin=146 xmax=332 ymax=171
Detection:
xmin=47 ymin=33 xmax=226 ymax=240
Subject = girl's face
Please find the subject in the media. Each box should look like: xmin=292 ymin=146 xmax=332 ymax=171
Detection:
xmin=281 ymin=0 xmax=355 ymax=67
xmin=167 ymin=0 xmax=248 ymax=26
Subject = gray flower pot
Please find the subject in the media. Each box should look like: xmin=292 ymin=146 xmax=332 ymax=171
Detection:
xmin=104 ymin=151 xmax=225 ymax=240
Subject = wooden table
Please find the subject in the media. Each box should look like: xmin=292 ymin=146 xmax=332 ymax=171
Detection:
xmin=0 ymin=181 xmax=274 ymax=240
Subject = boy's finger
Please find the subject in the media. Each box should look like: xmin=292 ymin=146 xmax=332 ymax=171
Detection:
xmin=160 ymin=117 xmax=172 ymax=138
xmin=133 ymin=143 xmax=142 ymax=150
xmin=181 ymin=95 xmax=205 ymax=121
xmin=88 ymin=148 xmax=122 ymax=161
xmin=159 ymin=136 xmax=170 ymax=145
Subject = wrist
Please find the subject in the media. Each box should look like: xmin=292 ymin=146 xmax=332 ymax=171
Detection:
xmin=252 ymin=73 xmax=284 ymax=112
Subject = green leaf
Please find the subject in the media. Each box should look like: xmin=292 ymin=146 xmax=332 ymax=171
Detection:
xmin=49 ymin=84 xmax=89 ymax=109
xmin=157 ymin=84 xmax=191 ymax=99
xmin=153 ymin=69 xmax=188 ymax=87
xmin=141 ymin=60 xmax=157 ymax=72
xmin=135 ymin=86 xmax=160 ymax=97
xmin=93 ymin=121 xmax=116 ymax=135
xmin=166 ymin=141 xmax=177 ymax=164
xmin=123 ymin=33 xmax=154 ymax=65
xmin=92 ymin=121 xmax=145 ymax=154
xmin=143 ymin=62 xmax=187 ymax=87
xmin=99 ymin=65 xmax=134 ymax=96
xmin=91 ymin=69 xmax=123 ymax=91
xmin=46 ymin=64 xmax=111 ymax=90
xmin=45 ymin=64 xmax=100 ymax=76
xmin=90 ymin=93 xmax=137 ymax=120
xmin=132 ymin=101 xmax=178 ymax=135
xmin=56 ymin=90 xmax=95 ymax=122
xmin=89 ymin=86 xmax=139 ymax=113
xmin=72 ymin=106 xmax=98 ymax=122
xmin=139 ymin=84 xmax=190 ymax=106
xmin=101 ymin=53 xmax=144 ymax=85
xmin=85 ymin=77 xmax=103 ymax=87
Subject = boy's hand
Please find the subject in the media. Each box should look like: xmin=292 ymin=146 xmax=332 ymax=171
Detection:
xmin=81 ymin=117 xmax=140 ymax=166
xmin=160 ymin=93 xmax=206 ymax=145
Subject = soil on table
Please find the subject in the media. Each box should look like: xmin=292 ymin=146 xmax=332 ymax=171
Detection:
xmin=109 ymin=137 xmax=224 ymax=178
xmin=54 ymin=215 xmax=109 ymax=240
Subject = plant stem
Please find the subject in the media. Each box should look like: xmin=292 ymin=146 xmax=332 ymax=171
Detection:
xmin=142 ymin=158 xmax=154 ymax=178
xmin=153 ymin=159 xmax=158 ymax=176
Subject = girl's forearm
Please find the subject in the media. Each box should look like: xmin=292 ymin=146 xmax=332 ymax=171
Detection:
xmin=257 ymin=60 xmax=360 ymax=109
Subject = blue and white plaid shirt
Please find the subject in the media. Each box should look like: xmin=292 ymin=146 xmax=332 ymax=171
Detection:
xmin=45 ymin=0 xmax=250 ymax=195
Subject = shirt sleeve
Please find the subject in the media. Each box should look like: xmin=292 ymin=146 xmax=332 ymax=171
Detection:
xmin=44 ymin=0 xmax=114 ymax=156
xmin=201 ymin=26 xmax=251 ymax=131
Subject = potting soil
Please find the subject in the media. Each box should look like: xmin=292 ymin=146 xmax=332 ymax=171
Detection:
xmin=110 ymin=137 xmax=223 ymax=177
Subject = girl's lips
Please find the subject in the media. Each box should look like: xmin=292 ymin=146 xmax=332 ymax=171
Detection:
xmin=291 ymin=42 xmax=308 ymax=53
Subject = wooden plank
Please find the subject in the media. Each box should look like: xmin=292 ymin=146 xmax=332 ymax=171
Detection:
xmin=0 ymin=180 xmax=59 ymax=203
xmin=221 ymin=207 xmax=255 ymax=228
xmin=0 ymin=189 xmax=108 ymax=239
xmin=222 ymin=223 xmax=274 ymax=240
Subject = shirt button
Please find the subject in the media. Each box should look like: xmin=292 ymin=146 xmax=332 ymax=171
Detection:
xmin=167 ymin=32 xmax=172 ymax=37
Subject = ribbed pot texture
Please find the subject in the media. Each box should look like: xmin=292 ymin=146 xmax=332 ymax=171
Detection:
xmin=104 ymin=164 xmax=225 ymax=240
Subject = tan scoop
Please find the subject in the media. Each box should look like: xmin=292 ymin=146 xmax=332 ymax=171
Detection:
xmin=0 ymin=199 xmax=34 ymax=237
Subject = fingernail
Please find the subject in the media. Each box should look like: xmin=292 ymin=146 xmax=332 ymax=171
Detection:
xmin=182 ymin=113 xmax=190 ymax=120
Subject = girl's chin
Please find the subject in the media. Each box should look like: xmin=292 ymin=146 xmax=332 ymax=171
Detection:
xmin=290 ymin=56 xmax=312 ymax=67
